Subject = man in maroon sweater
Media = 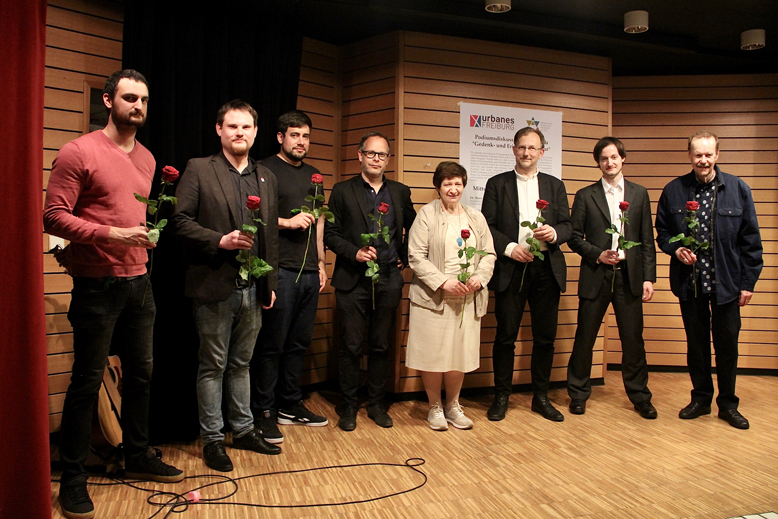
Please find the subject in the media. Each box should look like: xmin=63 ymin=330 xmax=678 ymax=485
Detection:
xmin=44 ymin=69 xmax=183 ymax=519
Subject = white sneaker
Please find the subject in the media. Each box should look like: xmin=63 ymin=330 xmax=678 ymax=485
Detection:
xmin=428 ymin=402 xmax=448 ymax=430
xmin=445 ymin=400 xmax=473 ymax=429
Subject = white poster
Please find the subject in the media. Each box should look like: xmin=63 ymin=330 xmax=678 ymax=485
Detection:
xmin=459 ymin=103 xmax=563 ymax=210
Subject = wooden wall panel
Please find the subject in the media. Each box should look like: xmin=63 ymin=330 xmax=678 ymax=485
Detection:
xmin=44 ymin=0 xmax=124 ymax=432
xmin=611 ymin=73 xmax=778 ymax=370
xmin=395 ymin=31 xmax=612 ymax=393
xmin=296 ymin=37 xmax=340 ymax=387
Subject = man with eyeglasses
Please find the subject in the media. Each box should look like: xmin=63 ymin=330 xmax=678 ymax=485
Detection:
xmin=324 ymin=131 xmax=416 ymax=431
xmin=481 ymin=126 xmax=572 ymax=422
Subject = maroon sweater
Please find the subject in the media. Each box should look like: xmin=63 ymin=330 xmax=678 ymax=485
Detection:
xmin=44 ymin=130 xmax=155 ymax=277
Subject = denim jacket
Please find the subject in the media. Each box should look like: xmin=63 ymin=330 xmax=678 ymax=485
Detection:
xmin=655 ymin=166 xmax=763 ymax=304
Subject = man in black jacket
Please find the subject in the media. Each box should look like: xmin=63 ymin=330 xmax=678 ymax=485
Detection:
xmin=567 ymin=137 xmax=656 ymax=418
xmin=481 ymin=127 xmax=572 ymax=422
xmin=324 ymin=131 xmax=416 ymax=431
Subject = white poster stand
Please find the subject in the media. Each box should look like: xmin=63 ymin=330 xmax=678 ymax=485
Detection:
xmin=459 ymin=103 xmax=563 ymax=210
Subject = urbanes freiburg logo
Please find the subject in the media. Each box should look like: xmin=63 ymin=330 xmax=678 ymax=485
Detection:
xmin=470 ymin=113 xmax=514 ymax=130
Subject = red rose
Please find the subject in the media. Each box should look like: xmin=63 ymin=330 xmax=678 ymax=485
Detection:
xmin=246 ymin=196 xmax=261 ymax=211
xmin=378 ymin=202 xmax=390 ymax=215
xmin=461 ymin=229 xmax=471 ymax=240
xmin=161 ymin=165 xmax=179 ymax=183
xmin=619 ymin=201 xmax=629 ymax=211
xmin=311 ymin=173 xmax=324 ymax=185
xmin=536 ymin=199 xmax=549 ymax=210
xmin=686 ymin=201 xmax=700 ymax=211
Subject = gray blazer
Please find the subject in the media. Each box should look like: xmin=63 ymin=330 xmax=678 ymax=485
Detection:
xmin=169 ymin=153 xmax=278 ymax=305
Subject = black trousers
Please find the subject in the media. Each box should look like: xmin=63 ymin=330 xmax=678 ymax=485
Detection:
xmin=335 ymin=266 xmax=403 ymax=407
xmin=567 ymin=267 xmax=651 ymax=404
xmin=492 ymin=258 xmax=560 ymax=395
xmin=679 ymin=292 xmax=741 ymax=410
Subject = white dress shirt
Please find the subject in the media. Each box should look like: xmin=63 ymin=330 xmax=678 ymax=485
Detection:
xmin=504 ymin=169 xmax=555 ymax=256
xmin=602 ymin=177 xmax=626 ymax=260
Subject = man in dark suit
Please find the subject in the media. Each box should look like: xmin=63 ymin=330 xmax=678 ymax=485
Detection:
xmin=170 ymin=100 xmax=281 ymax=472
xmin=566 ymin=137 xmax=657 ymax=418
xmin=482 ymin=126 xmax=572 ymax=422
xmin=324 ymin=131 xmax=416 ymax=431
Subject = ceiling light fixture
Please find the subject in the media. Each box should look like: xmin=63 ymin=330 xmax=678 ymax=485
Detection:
xmin=741 ymin=29 xmax=766 ymax=50
xmin=485 ymin=0 xmax=511 ymax=13
xmin=624 ymin=10 xmax=649 ymax=34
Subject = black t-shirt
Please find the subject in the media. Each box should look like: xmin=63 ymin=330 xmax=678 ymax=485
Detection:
xmin=259 ymin=154 xmax=322 ymax=271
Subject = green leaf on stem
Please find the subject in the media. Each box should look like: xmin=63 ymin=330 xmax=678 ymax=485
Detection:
xmin=242 ymin=224 xmax=258 ymax=235
xmin=134 ymin=193 xmax=150 ymax=205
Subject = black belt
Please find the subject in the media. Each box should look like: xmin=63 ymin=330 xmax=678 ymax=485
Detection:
xmin=82 ymin=275 xmax=143 ymax=283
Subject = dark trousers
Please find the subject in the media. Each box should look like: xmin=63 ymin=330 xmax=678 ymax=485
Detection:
xmin=567 ymin=267 xmax=651 ymax=404
xmin=493 ymin=258 xmax=560 ymax=395
xmin=679 ymin=292 xmax=741 ymax=410
xmin=252 ymin=268 xmax=319 ymax=413
xmin=59 ymin=275 xmax=154 ymax=484
xmin=335 ymin=266 xmax=403 ymax=407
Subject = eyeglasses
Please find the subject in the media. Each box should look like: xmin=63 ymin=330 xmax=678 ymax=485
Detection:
xmin=361 ymin=150 xmax=390 ymax=161
xmin=515 ymin=146 xmax=543 ymax=154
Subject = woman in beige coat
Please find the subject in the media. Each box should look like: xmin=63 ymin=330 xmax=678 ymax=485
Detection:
xmin=406 ymin=162 xmax=496 ymax=430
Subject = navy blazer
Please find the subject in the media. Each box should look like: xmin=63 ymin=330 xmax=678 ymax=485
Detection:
xmin=169 ymin=153 xmax=279 ymax=305
xmin=568 ymin=179 xmax=656 ymax=299
xmin=324 ymin=175 xmax=416 ymax=292
xmin=656 ymin=166 xmax=762 ymax=304
xmin=482 ymin=170 xmax=572 ymax=293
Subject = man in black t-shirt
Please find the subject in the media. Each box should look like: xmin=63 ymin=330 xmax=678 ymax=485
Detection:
xmin=251 ymin=111 xmax=329 ymax=444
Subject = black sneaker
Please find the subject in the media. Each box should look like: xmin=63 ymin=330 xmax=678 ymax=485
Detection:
xmin=278 ymin=400 xmax=328 ymax=426
xmin=125 ymin=449 xmax=185 ymax=483
xmin=59 ymin=479 xmax=94 ymax=519
xmin=258 ymin=409 xmax=284 ymax=444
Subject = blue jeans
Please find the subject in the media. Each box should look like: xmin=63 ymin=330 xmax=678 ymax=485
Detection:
xmin=59 ymin=274 xmax=155 ymax=484
xmin=252 ymin=268 xmax=319 ymax=412
xmin=194 ymin=286 xmax=261 ymax=444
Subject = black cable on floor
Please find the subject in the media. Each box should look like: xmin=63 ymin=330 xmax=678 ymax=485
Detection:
xmin=55 ymin=457 xmax=428 ymax=519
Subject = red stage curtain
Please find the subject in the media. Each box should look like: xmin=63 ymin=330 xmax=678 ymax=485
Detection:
xmin=0 ymin=2 xmax=52 ymax=518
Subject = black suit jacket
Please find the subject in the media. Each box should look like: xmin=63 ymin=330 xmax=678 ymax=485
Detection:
xmin=324 ymin=175 xmax=416 ymax=291
xmin=568 ymin=179 xmax=656 ymax=299
xmin=169 ymin=153 xmax=279 ymax=304
xmin=482 ymin=170 xmax=572 ymax=293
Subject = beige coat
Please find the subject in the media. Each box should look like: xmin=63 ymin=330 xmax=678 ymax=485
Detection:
xmin=408 ymin=199 xmax=496 ymax=317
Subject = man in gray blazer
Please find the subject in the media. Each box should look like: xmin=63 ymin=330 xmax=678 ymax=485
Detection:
xmin=567 ymin=137 xmax=656 ymax=418
xmin=170 ymin=100 xmax=281 ymax=472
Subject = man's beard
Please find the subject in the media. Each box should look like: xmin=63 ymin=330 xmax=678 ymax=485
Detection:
xmin=227 ymin=140 xmax=251 ymax=157
xmin=111 ymin=109 xmax=146 ymax=129
xmin=281 ymin=146 xmax=307 ymax=162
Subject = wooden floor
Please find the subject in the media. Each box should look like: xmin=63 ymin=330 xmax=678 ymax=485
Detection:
xmin=51 ymin=371 xmax=778 ymax=518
